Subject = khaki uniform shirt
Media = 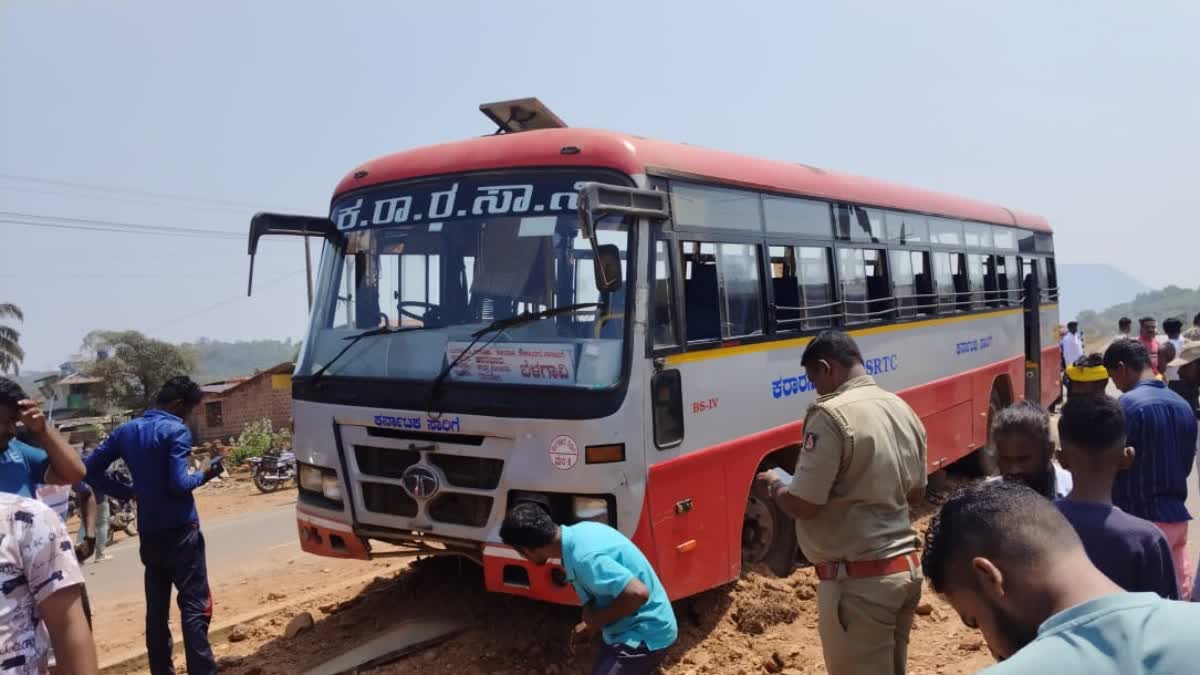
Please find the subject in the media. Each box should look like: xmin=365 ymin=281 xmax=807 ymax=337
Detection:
xmin=788 ymin=375 xmax=927 ymax=564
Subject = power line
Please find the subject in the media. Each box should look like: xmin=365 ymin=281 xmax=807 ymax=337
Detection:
xmin=0 ymin=172 xmax=277 ymax=211
xmin=147 ymin=268 xmax=307 ymax=331
xmin=2 ymin=209 xmax=252 ymax=240
xmin=2 ymin=218 xmax=244 ymax=241
xmin=3 ymin=209 xmax=243 ymax=234
xmin=0 ymin=182 xmax=266 ymax=214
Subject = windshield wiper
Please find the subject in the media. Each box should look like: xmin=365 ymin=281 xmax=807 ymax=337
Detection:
xmin=425 ymin=302 xmax=602 ymax=414
xmin=310 ymin=324 xmax=431 ymax=384
xmin=469 ymin=302 xmax=601 ymax=338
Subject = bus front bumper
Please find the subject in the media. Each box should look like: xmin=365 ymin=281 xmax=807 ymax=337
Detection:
xmin=293 ymin=508 xmax=579 ymax=604
xmin=482 ymin=545 xmax=579 ymax=605
xmin=296 ymin=507 xmax=371 ymax=560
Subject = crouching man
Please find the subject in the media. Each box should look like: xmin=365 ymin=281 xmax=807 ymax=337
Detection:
xmin=500 ymin=503 xmax=677 ymax=675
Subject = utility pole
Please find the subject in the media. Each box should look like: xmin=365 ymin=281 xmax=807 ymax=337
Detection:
xmin=304 ymin=235 xmax=313 ymax=309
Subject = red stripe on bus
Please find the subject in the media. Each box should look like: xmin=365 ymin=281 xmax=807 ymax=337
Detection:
xmin=632 ymin=354 xmax=1035 ymax=600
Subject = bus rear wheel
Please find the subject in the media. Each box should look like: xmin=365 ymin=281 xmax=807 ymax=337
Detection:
xmin=742 ymin=492 xmax=798 ymax=578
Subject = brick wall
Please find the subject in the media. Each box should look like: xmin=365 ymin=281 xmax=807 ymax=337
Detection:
xmin=187 ymin=374 xmax=293 ymax=444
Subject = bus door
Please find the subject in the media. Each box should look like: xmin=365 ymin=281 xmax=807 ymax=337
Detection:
xmin=1020 ymin=256 xmax=1041 ymax=403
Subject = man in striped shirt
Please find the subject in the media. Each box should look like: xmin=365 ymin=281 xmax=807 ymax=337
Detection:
xmin=1104 ymin=338 xmax=1199 ymax=599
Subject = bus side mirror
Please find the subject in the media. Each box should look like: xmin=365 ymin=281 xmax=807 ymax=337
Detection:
xmin=594 ymin=244 xmax=623 ymax=294
xmin=247 ymin=212 xmax=343 ymax=296
xmin=576 ymin=182 xmax=668 ymax=296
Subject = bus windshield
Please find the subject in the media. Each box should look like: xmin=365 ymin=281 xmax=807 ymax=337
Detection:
xmin=297 ymin=171 xmax=632 ymax=390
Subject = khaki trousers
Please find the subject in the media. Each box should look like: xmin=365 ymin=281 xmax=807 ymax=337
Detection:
xmin=816 ymin=566 xmax=923 ymax=675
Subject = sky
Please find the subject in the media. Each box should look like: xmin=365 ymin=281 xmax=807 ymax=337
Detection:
xmin=2 ymin=1 xmax=1197 ymax=371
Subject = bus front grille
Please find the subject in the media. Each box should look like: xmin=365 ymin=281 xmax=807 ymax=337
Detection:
xmin=428 ymin=493 xmax=494 ymax=527
xmin=429 ymin=454 xmax=504 ymax=490
xmin=361 ymin=482 xmax=418 ymax=517
xmin=355 ymin=446 xmax=420 ymax=479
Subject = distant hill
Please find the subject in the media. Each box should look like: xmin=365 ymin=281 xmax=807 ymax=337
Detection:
xmin=184 ymin=338 xmax=299 ymax=384
xmin=1057 ymin=263 xmax=1151 ymax=322
xmin=1077 ymin=285 xmax=1200 ymax=341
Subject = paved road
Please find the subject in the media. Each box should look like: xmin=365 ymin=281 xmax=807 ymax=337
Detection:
xmin=80 ymin=500 xmax=298 ymax=604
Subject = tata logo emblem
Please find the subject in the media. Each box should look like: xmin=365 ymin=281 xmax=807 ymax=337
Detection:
xmin=401 ymin=466 xmax=440 ymax=500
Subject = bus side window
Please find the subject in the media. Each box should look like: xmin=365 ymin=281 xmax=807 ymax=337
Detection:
xmin=680 ymin=241 xmax=720 ymax=342
xmin=1041 ymin=257 xmax=1058 ymax=302
xmin=652 ymin=238 xmax=678 ymax=349
xmin=890 ymin=250 xmax=932 ymax=318
xmin=839 ymin=247 xmax=890 ymax=324
xmin=966 ymin=254 xmax=986 ymax=309
xmin=715 ymin=243 xmax=764 ymax=338
xmin=798 ymin=247 xmax=835 ymax=329
xmin=932 ymin=252 xmax=957 ymax=313
xmin=680 ymin=241 xmax=764 ymax=342
xmin=652 ymin=369 xmax=684 ymax=448
xmin=1000 ymin=255 xmax=1019 ymax=305
xmin=951 ymin=253 xmax=970 ymax=311
xmin=774 ymin=246 xmax=835 ymax=331
xmin=769 ymin=246 xmax=801 ymax=332
xmin=983 ymin=255 xmax=1002 ymax=308
xmin=1019 ymin=257 xmax=1037 ymax=304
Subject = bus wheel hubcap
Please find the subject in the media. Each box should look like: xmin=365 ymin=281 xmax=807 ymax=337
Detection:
xmin=742 ymin=496 xmax=773 ymax=563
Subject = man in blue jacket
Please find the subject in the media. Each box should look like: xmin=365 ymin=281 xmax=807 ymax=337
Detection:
xmin=86 ymin=376 xmax=224 ymax=675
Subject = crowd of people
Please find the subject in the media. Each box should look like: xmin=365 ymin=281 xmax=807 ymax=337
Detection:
xmin=1 ymin=314 xmax=1197 ymax=674
xmin=0 ymin=375 xmax=222 ymax=674
xmin=502 ymin=321 xmax=1200 ymax=675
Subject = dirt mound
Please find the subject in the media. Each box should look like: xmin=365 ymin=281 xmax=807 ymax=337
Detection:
xmin=731 ymin=575 xmax=804 ymax=635
xmin=211 ymin=489 xmax=996 ymax=675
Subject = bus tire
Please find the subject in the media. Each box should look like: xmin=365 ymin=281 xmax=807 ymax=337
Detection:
xmin=958 ymin=389 xmax=1006 ymax=477
xmin=742 ymin=492 xmax=798 ymax=578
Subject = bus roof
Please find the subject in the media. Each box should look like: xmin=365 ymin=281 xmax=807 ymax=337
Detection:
xmin=335 ymin=128 xmax=1051 ymax=233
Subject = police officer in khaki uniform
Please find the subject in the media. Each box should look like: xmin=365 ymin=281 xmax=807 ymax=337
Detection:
xmin=756 ymin=330 xmax=927 ymax=675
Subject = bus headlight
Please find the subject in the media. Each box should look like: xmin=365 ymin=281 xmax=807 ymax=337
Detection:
xmin=299 ymin=464 xmax=325 ymax=492
xmin=572 ymin=497 xmax=609 ymax=524
xmin=299 ymin=463 xmax=342 ymax=504
xmin=321 ymin=474 xmax=342 ymax=501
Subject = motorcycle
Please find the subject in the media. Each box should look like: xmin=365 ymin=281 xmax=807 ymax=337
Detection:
xmin=247 ymin=449 xmax=297 ymax=493
xmin=105 ymin=464 xmax=138 ymax=538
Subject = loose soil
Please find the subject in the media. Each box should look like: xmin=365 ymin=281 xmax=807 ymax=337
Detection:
xmin=156 ymin=481 xmax=999 ymax=675
xmin=88 ymin=472 xmax=388 ymax=662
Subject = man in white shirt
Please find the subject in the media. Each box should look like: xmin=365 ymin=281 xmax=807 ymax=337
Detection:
xmin=1061 ymin=322 xmax=1084 ymax=367
xmin=1115 ymin=317 xmax=1133 ymax=341
xmin=0 ymin=492 xmax=97 ymax=674
xmin=1163 ymin=318 xmax=1185 ymax=382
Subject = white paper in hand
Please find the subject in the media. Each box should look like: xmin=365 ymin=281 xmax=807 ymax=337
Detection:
xmin=768 ymin=467 xmax=794 ymax=489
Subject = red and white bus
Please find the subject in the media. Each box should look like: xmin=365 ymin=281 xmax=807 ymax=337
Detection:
xmin=248 ymin=99 xmax=1059 ymax=604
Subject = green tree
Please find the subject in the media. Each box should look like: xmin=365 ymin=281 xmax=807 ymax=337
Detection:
xmin=0 ymin=303 xmax=23 ymax=375
xmin=230 ymin=417 xmax=292 ymax=464
xmin=82 ymin=330 xmax=196 ymax=411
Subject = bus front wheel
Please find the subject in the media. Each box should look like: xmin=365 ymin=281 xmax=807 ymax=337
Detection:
xmin=742 ymin=492 xmax=798 ymax=578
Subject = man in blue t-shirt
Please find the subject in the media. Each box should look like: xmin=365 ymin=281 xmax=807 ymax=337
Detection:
xmin=1055 ymin=395 xmax=1178 ymax=598
xmin=923 ymin=480 xmax=1200 ymax=674
xmin=500 ymin=502 xmax=677 ymax=675
xmin=0 ymin=377 xmax=86 ymax=497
